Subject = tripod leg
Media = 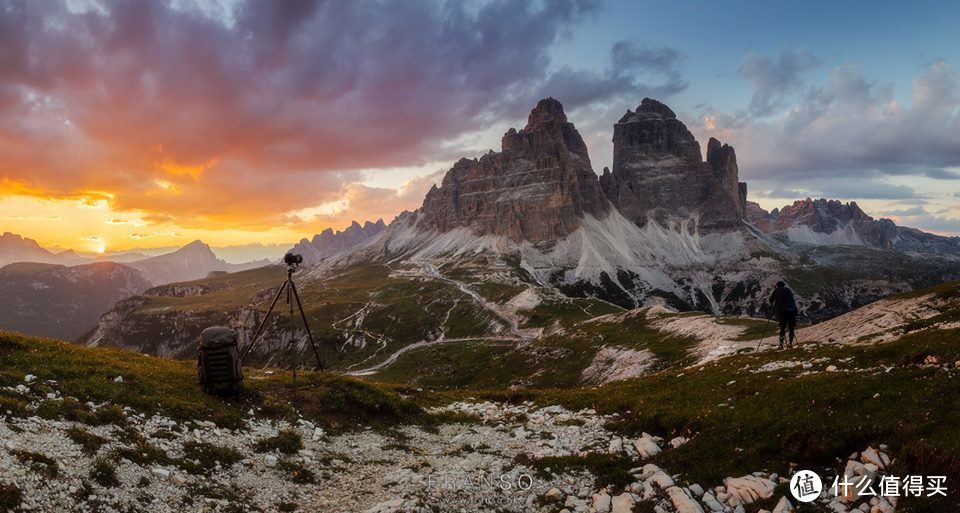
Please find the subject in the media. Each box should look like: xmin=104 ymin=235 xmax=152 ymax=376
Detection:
xmin=290 ymin=281 xmax=324 ymax=372
xmin=240 ymin=280 xmax=287 ymax=363
xmin=289 ymin=280 xmax=298 ymax=383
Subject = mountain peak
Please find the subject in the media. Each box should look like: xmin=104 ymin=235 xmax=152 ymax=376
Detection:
xmin=602 ymin=98 xmax=746 ymax=230
xmin=181 ymin=240 xmax=211 ymax=251
xmin=524 ymin=97 xmax=567 ymax=130
xmin=419 ymin=97 xmax=608 ymax=244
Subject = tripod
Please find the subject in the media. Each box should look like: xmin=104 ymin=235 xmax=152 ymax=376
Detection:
xmin=240 ymin=263 xmax=324 ymax=373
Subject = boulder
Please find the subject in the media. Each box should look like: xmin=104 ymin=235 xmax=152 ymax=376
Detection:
xmin=723 ymin=475 xmax=777 ymax=506
xmin=666 ymin=486 xmax=706 ymax=513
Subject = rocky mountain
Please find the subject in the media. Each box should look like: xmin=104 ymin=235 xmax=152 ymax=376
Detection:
xmin=291 ymin=219 xmax=387 ymax=265
xmin=0 ymin=261 xmax=151 ymax=340
xmin=747 ymin=198 xmax=960 ymax=253
xmin=84 ymin=97 xmax=960 ymax=373
xmin=329 ymin=98 xmax=960 ymax=318
xmin=600 ymin=98 xmax=746 ymax=231
xmin=125 ymin=240 xmax=270 ymax=286
xmin=419 ymin=97 xmax=609 ymax=245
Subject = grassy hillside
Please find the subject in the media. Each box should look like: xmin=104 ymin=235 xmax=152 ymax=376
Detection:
xmin=0 ymin=331 xmax=427 ymax=431
xmin=87 ymin=263 xmax=504 ymax=370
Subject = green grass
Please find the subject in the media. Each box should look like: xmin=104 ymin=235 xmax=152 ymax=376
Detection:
xmin=66 ymin=426 xmax=109 ymax=455
xmin=0 ymin=331 xmax=429 ymax=431
xmin=90 ymin=457 xmax=120 ymax=487
xmin=179 ymin=441 xmax=243 ymax=474
xmin=254 ymin=430 xmax=303 ymax=455
xmin=12 ymin=450 xmax=58 ymax=478
xmin=714 ymin=316 xmax=776 ymax=341
xmin=514 ymin=452 xmax=636 ymax=491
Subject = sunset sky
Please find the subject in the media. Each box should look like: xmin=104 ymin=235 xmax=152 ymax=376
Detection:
xmin=1 ymin=0 xmax=959 ymax=260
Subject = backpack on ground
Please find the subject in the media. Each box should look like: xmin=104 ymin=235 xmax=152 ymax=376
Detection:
xmin=197 ymin=326 xmax=243 ymax=395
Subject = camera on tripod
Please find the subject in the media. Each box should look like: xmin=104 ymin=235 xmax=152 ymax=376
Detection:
xmin=197 ymin=251 xmax=323 ymax=395
xmin=284 ymin=252 xmax=303 ymax=267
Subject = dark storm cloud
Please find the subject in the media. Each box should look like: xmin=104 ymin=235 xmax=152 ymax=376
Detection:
xmin=1 ymin=0 xmax=654 ymax=227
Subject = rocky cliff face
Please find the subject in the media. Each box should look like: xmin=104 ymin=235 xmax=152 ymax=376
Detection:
xmin=418 ymin=98 xmax=609 ymax=245
xmin=292 ymin=219 xmax=387 ymax=265
xmin=600 ymin=98 xmax=747 ymax=231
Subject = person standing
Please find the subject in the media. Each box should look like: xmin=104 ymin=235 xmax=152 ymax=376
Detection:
xmin=769 ymin=281 xmax=798 ymax=349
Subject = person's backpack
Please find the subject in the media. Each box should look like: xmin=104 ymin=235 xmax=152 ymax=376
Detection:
xmin=197 ymin=326 xmax=243 ymax=395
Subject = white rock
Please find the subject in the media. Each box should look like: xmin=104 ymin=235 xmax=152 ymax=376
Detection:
xmin=608 ymin=437 xmax=623 ymax=454
xmin=826 ymin=365 xmax=838 ymax=372
xmin=151 ymin=468 xmax=170 ymax=480
xmin=669 ymin=436 xmax=690 ymax=448
xmin=666 ymin=486 xmax=705 ymax=513
xmin=702 ymin=491 xmax=725 ymax=512
xmin=772 ymin=496 xmax=793 ymax=513
xmin=264 ymin=455 xmax=278 ymax=467
xmin=113 ymin=376 xmax=123 ymax=383
xmin=648 ymin=471 xmax=675 ymax=489
xmin=633 ymin=437 xmax=661 ymax=459
xmin=723 ymin=475 xmax=776 ymax=506
xmin=545 ymin=487 xmax=564 ymax=502
xmin=611 ymin=493 xmax=636 ymax=513
xmin=860 ymin=447 xmax=886 ymax=470
xmin=24 ymin=374 xmax=36 ymax=383
xmin=592 ymin=492 xmax=612 ymax=513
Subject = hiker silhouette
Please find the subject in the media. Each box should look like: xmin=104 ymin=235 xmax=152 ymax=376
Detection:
xmin=769 ymin=281 xmax=798 ymax=349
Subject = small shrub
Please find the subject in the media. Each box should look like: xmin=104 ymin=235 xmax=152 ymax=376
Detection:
xmin=179 ymin=441 xmax=243 ymax=474
xmin=112 ymin=441 xmax=169 ymax=467
xmin=254 ymin=430 xmax=303 ymax=455
xmin=277 ymin=502 xmax=298 ymax=512
xmin=36 ymin=397 xmax=89 ymax=421
xmin=12 ymin=450 xmax=58 ymax=478
xmin=0 ymin=483 xmax=22 ymax=511
xmin=90 ymin=457 xmax=119 ymax=487
xmin=0 ymin=396 xmax=28 ymax=418
xmin=66 ymin=427 xmax=108 ymax=455
xmin=87 ymin=404 xmax=127 ymax=426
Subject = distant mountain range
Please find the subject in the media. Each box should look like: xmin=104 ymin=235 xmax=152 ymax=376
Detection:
xmin=0 ymin=261 xmax=151 ymax=340
xmin=290 ymin=220 xmax=387 ymax=265
xmin=0 ymin=233 xmax=271 ymax=285
xmin=746 ymin=198 xmax=960 ymax=253
xmin=0 ymin=236 xmax=272 ymax=339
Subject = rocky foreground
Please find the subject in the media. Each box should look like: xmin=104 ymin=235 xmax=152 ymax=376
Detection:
xmin=1 ymin=374 xmax=902 ymax=513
